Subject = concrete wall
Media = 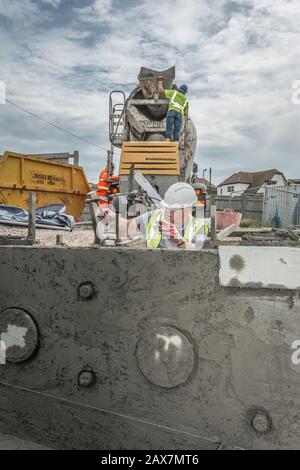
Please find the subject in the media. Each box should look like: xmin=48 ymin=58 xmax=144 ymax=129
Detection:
xmin=0 ymin=246 xmax=299 ymax=449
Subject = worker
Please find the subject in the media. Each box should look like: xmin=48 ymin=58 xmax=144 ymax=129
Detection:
xmin=97 ymin=163 xmax=119 ymax=207
xmin=194 ymin=182 xmax=207 ymax=209
xmin=157 ymin=76 xmax=189 ymax=142
xmin=102 ymin=182 xmax=209 ymax=250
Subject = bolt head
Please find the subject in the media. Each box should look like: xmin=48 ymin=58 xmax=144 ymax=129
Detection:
xmin=252 ymin=412 xmax=271 ymax=433
xmin=78 ymin=282 xmax=95 ymax=300
xmin=78 ymin=369 xmax=96 ymax=388
xmin=0 ymin=308 xmax=39 ymax=363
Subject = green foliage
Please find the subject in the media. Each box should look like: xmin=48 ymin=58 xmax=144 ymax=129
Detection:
xmin=240 ymin=218 xmax=274 ymax=228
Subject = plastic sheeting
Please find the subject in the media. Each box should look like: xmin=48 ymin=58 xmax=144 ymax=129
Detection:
xmin=0 ymin=204 xmax=74 ymax=230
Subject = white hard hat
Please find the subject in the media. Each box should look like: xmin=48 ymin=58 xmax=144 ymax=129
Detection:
xmin=160 ymin=182 xmax=197 ymax=209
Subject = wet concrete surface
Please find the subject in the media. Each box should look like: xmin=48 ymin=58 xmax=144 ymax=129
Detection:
xmin=0 ymin=431 xmax=49 ymax=449
xmin=0 ymin=245 xmax=299 ymax=449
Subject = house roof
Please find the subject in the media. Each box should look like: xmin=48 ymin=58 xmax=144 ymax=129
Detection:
xmin=193 ymin=177 xmax=216 ymax=189
xmin=288 ymin=179 xmax=300 ymax=185
xmin=218 ymin=169 xmax=286 ymax=193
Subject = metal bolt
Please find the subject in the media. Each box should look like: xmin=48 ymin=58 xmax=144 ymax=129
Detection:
xmin=251 ymin=411 xmax=271 ymax=433
xmin=78 ymin=369 xmax=96 ymax=388
xmin=78 ymin=282 xmax=95 ymax=300
xmin=56 ymin=234 xmax=64 ymax=246
xmin=0 ymin=308 xmax=39 ymax=363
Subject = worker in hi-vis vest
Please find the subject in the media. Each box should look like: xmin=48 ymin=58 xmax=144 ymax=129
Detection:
xmin=158 ymin=76 xmax=189 ymax=142
xmin=101 ymin=182 xmax=209 ymax=250
xmin=96 ymin=163 xmax=119 ymax=207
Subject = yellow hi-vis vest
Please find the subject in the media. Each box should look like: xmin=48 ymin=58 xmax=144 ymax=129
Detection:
xmin=146 ymin=209 xmax=208 ymax=249
xmin=169 ymin=91 xmax=188 ymax=115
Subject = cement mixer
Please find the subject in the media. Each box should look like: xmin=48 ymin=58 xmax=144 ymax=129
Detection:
xmin=109 ymin=67 xmax=197 ymax=198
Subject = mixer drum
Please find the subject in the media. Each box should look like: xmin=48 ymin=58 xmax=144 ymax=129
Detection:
xmin=137 ymin=66 xmax=175 ymax=120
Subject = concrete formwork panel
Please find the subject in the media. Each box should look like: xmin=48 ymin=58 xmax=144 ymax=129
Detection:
xmin=0 ymin=246 xmax=299 ymax=449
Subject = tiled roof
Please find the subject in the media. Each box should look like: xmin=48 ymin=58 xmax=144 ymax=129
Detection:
xmin=193 ymin=177 xmax=217 ymax=189
xmin=288 ymin=179 xmax=300 ymax=184
xmin=218 ymin=169 xmax=285 ymax=193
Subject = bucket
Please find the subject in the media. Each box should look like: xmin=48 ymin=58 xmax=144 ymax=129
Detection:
xmin=216 ymin=209 xmax=242 ymax=230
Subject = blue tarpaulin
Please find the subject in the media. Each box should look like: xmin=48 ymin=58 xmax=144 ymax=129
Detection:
xmin=0 ymin=204 xmax=74 ymax=230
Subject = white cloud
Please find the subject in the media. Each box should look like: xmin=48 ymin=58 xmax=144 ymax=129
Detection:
xmin=74 ymin=0 xmax=112 ymax=22
xmin=0 ymin=0 xmax=39 ymax=24
xmin=40 ymin=0 xmax=65 ymax=8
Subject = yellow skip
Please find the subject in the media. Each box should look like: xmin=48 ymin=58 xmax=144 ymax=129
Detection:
xmin=0 ymin=151 xmax=90 ymax=218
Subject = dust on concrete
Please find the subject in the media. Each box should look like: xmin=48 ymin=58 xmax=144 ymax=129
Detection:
xmin=0 ymin=224 xmax=95 ymax=247
xmin=0 ymin=431 xmax=50 ymax=449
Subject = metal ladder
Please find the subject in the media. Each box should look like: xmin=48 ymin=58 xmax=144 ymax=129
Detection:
xmin=109 ymin=91 xmax=126 ymax=146
xmin=180 ymin=116 xmax=191 ymax=180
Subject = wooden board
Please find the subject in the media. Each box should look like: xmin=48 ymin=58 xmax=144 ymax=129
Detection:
xmin=121 ymin=154 xmax=178 ymax=160
xmin=121 ymin=163 xmax=177 ymax=170
xmin=122 ymin=141 xmax=178 ymax=147
xmin=120 ymin=169 xmax=179 ymax=175
xmin=122 ymin=149 xmax=177 ymax=154
xmin=119 ymin=141 xmax=180 ymax=176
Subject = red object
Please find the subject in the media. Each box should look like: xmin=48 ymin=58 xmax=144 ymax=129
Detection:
xmin=216 ymin=209 xmax=242 ymax=230
xmin=97 ymin=165 xmax=119 ymax=207
xmin=157 ymin=75 xmax=164 ymax=81
xmin=161 ymin=221 xmax=180 ymax=241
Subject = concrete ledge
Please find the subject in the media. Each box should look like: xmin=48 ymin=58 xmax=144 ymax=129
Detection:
xmin=219 ymin=246 xmax=300 ymax=290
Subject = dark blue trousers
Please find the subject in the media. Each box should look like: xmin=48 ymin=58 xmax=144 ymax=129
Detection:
xmin=165 ymin=109 xmax=182 ymax=141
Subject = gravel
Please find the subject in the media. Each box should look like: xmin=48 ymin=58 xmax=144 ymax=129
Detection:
xmin=0 ymin=224 xmax=95 ymax=247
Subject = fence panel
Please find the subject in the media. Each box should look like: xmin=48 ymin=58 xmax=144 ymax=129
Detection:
xmin=263 ymin=186 xmax=300 ymax=228
xmin=206 ymin=194 xmax=263 ymax=222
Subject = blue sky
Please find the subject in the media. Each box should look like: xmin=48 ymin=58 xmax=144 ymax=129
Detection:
xmin=0 ymin=0 xmax=299 ymax=183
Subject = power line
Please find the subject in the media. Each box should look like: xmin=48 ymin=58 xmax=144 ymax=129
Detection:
xmin=0 ymin=94 xmax=109 ymax=152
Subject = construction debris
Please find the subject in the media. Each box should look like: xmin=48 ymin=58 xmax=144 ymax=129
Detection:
xmin=0 ymin=225 xmax=94 ymax=246
xmin=241 ymin=228 xmax=300 ymax=246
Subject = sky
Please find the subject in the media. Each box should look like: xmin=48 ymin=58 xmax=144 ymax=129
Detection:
xmin=0 ymin=0 xmax=299 ymax=184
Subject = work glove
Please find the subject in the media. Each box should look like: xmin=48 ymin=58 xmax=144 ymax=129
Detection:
xmin=160 ymin=221 xmax=184 ymax=246
xmin=103 ymin=207 xmax=116 ymax=223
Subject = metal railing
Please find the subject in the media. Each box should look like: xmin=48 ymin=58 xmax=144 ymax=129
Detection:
xmin=109 ymin=91 xmax=126 ymax=145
